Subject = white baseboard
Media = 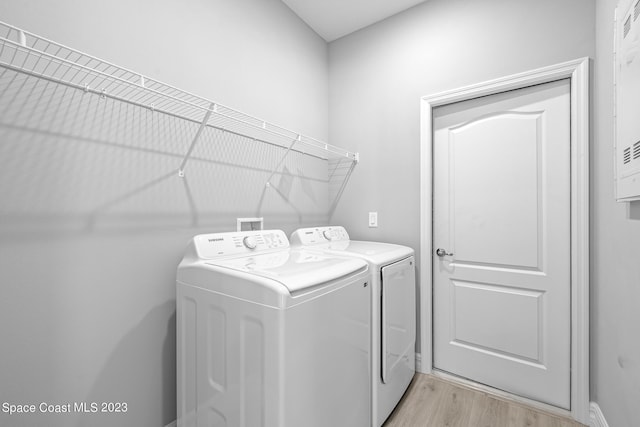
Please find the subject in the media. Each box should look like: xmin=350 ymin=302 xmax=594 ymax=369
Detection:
xmin=589 ymin=402 xmax=609 ymax=427
xmin=164 ymin=421 xmax=176 ymax=427
xmin=415 ymin=352 xmax=422 ymax=372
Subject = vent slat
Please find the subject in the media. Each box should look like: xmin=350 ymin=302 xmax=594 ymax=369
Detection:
xmin=634 ymin=141 xmax=640 ymax=159
xmin=624 ymin=146 xmax=632 ymax=164
xmin=624 ymin=15 xmax=632 ymax=38
xmin=635 ymin=0 xmax=640 ymax=21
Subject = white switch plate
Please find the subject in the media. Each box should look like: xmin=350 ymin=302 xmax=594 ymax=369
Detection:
xmin=368 ymin=212 xmax=378 ymax=228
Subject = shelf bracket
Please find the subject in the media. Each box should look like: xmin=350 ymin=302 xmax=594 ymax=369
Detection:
xmin=178 ymin=102 xmax=215 ymax=177
xmin=18 ymin=30 xmax=26 ymax=47
xmin=265 ymin=135 xmax=300 ymax=188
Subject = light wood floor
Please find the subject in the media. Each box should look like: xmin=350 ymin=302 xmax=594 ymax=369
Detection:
xmin=383 ymin=374 xmax=586 ymax=427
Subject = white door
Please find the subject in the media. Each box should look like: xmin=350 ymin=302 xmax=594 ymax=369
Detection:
xmin=432 ymin=79 xmax=571 ymax=409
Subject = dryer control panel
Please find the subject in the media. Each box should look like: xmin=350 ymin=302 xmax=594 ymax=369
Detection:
xmin=192 ymin=230 xmax=289 ymax=259
xmin=290 ymin=226 xmax=350 ymax=246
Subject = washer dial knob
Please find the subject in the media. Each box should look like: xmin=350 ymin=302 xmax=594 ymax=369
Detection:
xmin=243 ymin=236 xmax=258 ymax=249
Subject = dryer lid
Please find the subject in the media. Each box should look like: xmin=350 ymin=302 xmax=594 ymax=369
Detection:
xmin=207 ymin=249 xmax=367 ymax=293
xmin=290 ymin=227 xmax=414 ymax=265
xmin=309 ymin=241 xmax=414 ymax=266
xmin=327 ymin=241 xmax=412 ymax=258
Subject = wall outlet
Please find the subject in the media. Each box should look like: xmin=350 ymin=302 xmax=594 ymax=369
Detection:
xmin=368 ymin=212 xmax=378 ymax=228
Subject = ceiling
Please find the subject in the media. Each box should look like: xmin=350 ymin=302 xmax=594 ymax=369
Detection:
xmin=281 ymin=0 xmax=428 ymax=42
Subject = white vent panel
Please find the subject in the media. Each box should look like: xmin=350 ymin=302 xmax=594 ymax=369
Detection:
xmin=615 ymin=0 xmax=640 ymax=201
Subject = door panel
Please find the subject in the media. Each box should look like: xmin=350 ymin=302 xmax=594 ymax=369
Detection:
xmin=450 ymin=280 xmax=543 ymax=363
xmin=450 ymin=112 xmax=542 ymax=269
xmin=432 ymin=79 xmax=570 ymax=409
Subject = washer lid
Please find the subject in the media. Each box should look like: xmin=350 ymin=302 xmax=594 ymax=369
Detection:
xmin=207 ymin=249 xmax=367 ymax=293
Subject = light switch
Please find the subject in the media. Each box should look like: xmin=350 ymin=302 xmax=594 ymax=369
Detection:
xmin=368 ymin=212 xmax=378 ymax=228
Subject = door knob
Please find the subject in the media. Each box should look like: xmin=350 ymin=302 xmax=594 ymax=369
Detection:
xmin=436 ymin=248 xmax=453 ymax=257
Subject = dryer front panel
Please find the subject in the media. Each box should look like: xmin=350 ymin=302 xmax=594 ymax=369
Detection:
xmin=380 ymin=255 xmax=416 ymax=389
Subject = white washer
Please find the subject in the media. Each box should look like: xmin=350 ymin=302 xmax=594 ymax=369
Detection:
xmin=176 ymin=229 xmax=371 ymax=427
xmin=290 ymin=226 xmax=416 ymax=427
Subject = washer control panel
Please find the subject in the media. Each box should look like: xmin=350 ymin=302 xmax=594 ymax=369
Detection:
xmin=193 ymin=230 xmax=288 ymax=259
xmin=290 ymin=226 xmax=350 ymax=246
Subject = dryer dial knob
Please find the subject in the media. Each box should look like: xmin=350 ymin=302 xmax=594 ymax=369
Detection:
xmin=323 ymin=230 xmax=335 ymax=241
xmin=243 ymin=236 xmax=257 ymax=249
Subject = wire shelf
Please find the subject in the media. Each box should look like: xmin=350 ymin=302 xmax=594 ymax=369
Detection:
xmin=0 ymin=21 xmax=359 ymax=171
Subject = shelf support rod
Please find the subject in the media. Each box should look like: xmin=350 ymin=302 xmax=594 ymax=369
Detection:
xmin=265 ymin=135 xmax=300 ymax=188
xmin=178 ymin=102 xmax=215 ymax=177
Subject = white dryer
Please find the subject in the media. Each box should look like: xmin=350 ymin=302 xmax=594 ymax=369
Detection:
xmin=176 ymin=229 xmax=371 ymax=427
xmin=290 ymin=226 xmax=416 ymax=427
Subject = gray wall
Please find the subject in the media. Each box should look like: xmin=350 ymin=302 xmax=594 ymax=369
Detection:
xmin=0 ymin=1 xmax=330 ymax=426
xmin=328 ymin=0 xmax=595 ymax=357
xmin=592 ymin=0 xmax=640 ymax=425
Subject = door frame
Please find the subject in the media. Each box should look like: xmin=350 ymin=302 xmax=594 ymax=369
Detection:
xmin=419 ymin=57 xmax=589 ymax=423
